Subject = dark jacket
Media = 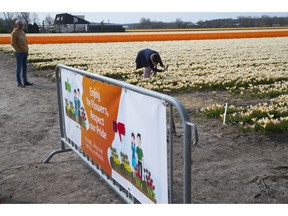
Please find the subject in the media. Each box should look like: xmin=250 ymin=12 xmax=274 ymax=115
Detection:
xmin=135 ymin=48 xmax=163 ymax=72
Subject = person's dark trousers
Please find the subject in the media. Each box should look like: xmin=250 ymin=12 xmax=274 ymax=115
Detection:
xmin=15 ymin=52 xmax=28 ymax=85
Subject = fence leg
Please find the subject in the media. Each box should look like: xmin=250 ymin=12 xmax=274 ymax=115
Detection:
xmin=169 ymin=104 xmax=174 ymax=203
xmin=43 ymin=148 xmax=72 ymax=163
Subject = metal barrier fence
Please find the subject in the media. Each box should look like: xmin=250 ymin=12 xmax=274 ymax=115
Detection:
xmin=44 ymin=64 xmax=198 ymax=203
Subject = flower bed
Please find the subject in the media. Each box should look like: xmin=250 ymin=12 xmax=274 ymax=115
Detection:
xmin=1 ymin=36 xmax=288 ymax=132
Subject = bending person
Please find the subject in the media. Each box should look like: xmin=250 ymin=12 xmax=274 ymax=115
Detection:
xmin=135 ymin=48 xmax=168 ymax=78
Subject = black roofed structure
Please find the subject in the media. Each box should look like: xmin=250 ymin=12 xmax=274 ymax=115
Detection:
xmin=54 ymin=13 xmax=90 ymax=33
xmin=54 ymin=13 xmax=125 ymax=33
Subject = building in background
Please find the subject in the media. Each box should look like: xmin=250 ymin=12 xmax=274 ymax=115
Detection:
xmin=54 ymin=13 xmax=125 ymax=33
xmin=54 ymin=13 xmax=90 ymax=33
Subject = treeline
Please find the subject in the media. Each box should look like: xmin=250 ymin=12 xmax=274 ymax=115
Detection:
xmin=0 ymin=12 xmax=41 ymax=33
xmin=0 ymin=20 xmax=39 ymax=33
xmin=128 ymin=15 xmax=288 ymax=29
xmin=128 ymin=18 xmax=194 ymax=29
xmin=196 ymin=16 xmax=288 ymax=28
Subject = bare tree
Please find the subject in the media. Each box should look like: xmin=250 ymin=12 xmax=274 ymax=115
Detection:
xmin=17 ymin=12 xmax=31 ymax=31
xmin=31 ymin=12 xmax=39 ymax=24
xmin=175 ymin=18 xmax=184 ymax=28
xmin=45 ymin=14 xmax=54 ymax=25
xmin=2 ymin=12 xmax=16 ymax=31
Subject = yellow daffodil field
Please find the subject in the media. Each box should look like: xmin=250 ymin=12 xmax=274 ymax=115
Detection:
xmin=1 ymin=36 xmax=288 ymax=132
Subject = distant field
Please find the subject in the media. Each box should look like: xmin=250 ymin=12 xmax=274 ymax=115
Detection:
xmin=1 ymin=30 xmax=288 ymax=132
xmin=1 ymin=28 xmax=288 ymax=44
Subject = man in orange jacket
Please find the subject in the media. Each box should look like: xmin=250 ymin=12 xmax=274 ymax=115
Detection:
xmin=11 ymin=20 xmax=33 ymax=87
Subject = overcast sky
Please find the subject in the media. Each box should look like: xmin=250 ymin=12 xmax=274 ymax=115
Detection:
xmin=2 ymin=0 xmax=288 ymax=24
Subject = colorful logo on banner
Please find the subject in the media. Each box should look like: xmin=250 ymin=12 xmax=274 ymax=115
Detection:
xmin=61 ymin=69 xmax=168 ymax=203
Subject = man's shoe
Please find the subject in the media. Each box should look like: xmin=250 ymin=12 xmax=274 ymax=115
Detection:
xmin=24 ymin=81 xmax=33 ymax=86
xmin=17 ymin=84 xmax=25 ymax=88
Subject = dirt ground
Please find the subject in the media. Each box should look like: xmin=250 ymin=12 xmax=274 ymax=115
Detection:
xmin=1 ymin=52 xmax=288 ymax=205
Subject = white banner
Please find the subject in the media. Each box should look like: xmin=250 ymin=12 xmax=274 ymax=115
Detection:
xmin=60 ymin=68 xmax=168 ymax=203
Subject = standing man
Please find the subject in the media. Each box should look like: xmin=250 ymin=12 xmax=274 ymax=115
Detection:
xmin=11 ymin=20 xmax=33 ymax=87
xmin=135 ymin=48 xmax=168 ymax=78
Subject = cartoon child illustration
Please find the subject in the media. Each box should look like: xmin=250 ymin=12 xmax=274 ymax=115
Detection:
xmin=131 ymin=133 xmax=137 ymax=176
xmin=77 ymin=88 xmax=81 ymax=121
xmin=136 ymin=133 xmax=144 ymax=181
